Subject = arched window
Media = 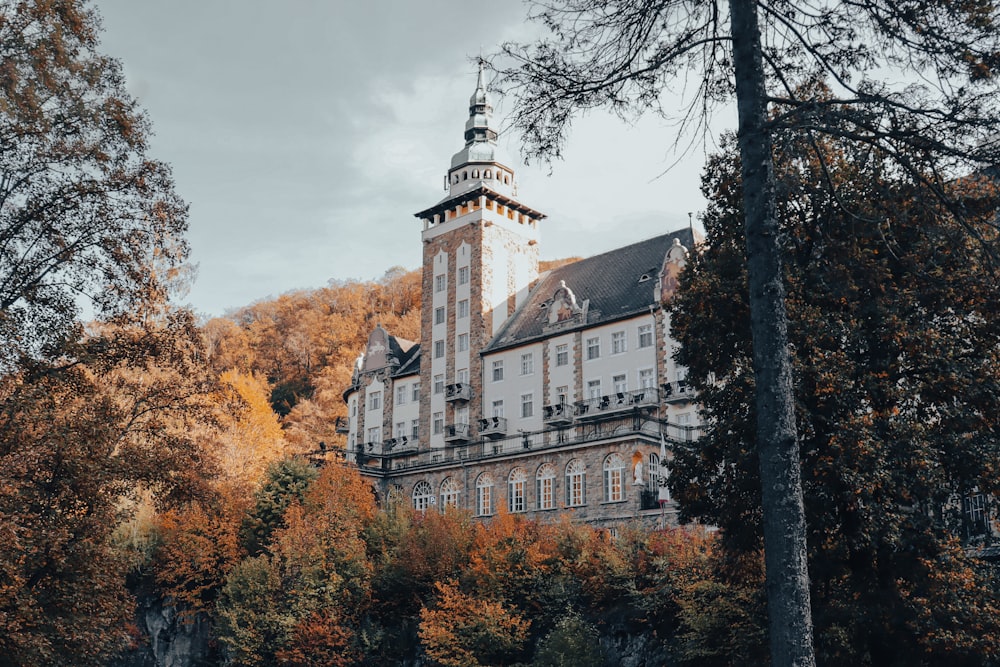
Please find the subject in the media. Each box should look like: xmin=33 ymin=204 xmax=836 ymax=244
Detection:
xmin=472 ymin=169 xmax=480 ymax=178
xmin=440 ymin=477 xmax=460 ymax=509
xmin=476 ymin=472 xmax=494 ymax=516
xmin=508 ymin=467 xmax=527 ymax=513
xmin=604 ymin=453 xmax=626 ymax=502
xmin=412 ymin=480 xmax=434 ymax=512
xmin=648 ymin=452 xmax=661 ymax=488
xmin=485 ymin=169 xmax=492 ymax=179
xmin=463 ymin=171 xmax=468 ymax=181
xmin=536 ymin=463 xmax=556 ymax=510
xmin=566 ymin=459 xmax=586 ymax=507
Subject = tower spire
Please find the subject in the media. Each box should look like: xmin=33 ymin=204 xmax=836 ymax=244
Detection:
xmin=450 ymin=62 xmax=499 ymax=170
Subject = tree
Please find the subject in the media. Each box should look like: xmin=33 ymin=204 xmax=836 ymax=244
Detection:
xmin=495 ymin=3 xmax=1000 ymax=664
xmin=0 ymin=0 xmax=189 ymax=369
xmin=670 ymin=131 xmax=1000 ymax=663
xmin=418 ymin=579 xmax=530 ymax=667
xmin=0 ymin=313 xmax=213 ymax=665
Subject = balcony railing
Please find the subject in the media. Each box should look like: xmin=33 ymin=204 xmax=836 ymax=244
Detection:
xmin=542 ymin=402 xmax=574 ymax=426
xmin=334 ymin=416 xmax=350 ymax=434
xmin=477 ymin=416 xmax=508 ymax=439
xmin=367 ymin=417 xmax=703 ymax=473
xmin=444 ymin=422 xmax=471 ymax=443
xmin=445 ymin=383 xmax=472 ymax=402
xmin=382 ymin=435 xmax=414 ymax=452
xmin=574 ymin=387 xmax=659 ymax=420
xmin=661 ymin=381 xmax=695 ymax=403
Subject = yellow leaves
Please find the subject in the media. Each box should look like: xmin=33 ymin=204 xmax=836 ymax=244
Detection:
xmin=209 ymin=370 xmax=287 ymax=487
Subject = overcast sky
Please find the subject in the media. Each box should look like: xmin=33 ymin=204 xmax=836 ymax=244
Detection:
xmin=94 ymin=0 xmax=719 ymax=318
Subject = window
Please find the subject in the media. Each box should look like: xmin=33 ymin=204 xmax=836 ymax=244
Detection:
xmin=639 ymin=368 xmax=656 ymax=389
xmin=587 ymin=379 xmax=602 ymax=400
xmin=350 ymin=399 xmax=357 ymax=417
xmin=458 ymin=299 xmax=469 ymax=318
xmin=678 ymin=412 xmax=693 ymax=441
xmin=435 ymin=274 xmax=446 ymax=292
xmin=555 ymin=344 xmax=569 ymax=367
xmin=435 ymin=306 xmax=445 ymax=325
xmin=395 ymin=422 xmax=406 ymax=438
xmin=612 ymin=330 xmax=627 ymax=354
xmin=457 ymin=333 xmax=469 ymax=352
xmin=456 ymin=368 xmax=469 ymax=384
xmin=521 ymin=393 xmax=533 ymax=419
xmin=520 ymin=352 xmax=534 ymax=375
xmin=603 ymin=453 xmax=626 ymax=502
xmin=411 ymin=383 xmax=421 ymax=402
xmin=965 ymin=492 xmax=987 ymax=533
xmin=411 ymin=419 xmax=419 ymax=438
xmin=586 ymin=337 xmax=600 ymax=360
xmin=395 ymin=385 xmax=406 ymax=405
xmin=440 ymin=477 xmax=460 ymax=509
xmin=433 ymin=412 xmax=444 ymax=435
xmin=476 ymin=473 xmax=494 ymax=516
xmin=536 ymin=463 xmax=556 ymax=510
xmin=638 ymin=323 xmax=653 ymax=348
xmin=508 ymin=468 xmax=527 ymax=512
xmin=434 ymin=340 xmax=445 ymax=358
xmin=566 ymin=459 xmax=586 ymax=506
xmin=367 ymin=426 xmax=381 ymax=444
xmin=613 ymin=374 xmax=627 ymax=394
xmin=492 ymin=400 xmax=504 ymax=418
xmin=492 ymin=360 xmax=504 ymax=382
xmin=368 ymin=391 xmax=381 ymax=411
xmin=458 ymin=266 xmax=469 ymax=285
xmin=434 ymin=374 xmax=444 ymax=394
xmin=413 ymin=481 xmax=434 ymax=511
xmin=556 ymin=385 xmax=568 ymax=405
xmin=650 ymin=453 xmax=670 ymax=501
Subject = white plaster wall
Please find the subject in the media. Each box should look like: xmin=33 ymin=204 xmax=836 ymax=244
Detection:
xmin=579 ymin=317 xmax=659 ymax=399
xmin=481 ymin=342 xmax=544 ymax=431
xmin=546 ymin=333 xmax=576 ymax=405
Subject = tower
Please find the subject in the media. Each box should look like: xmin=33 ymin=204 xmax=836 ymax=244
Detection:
xmin=414 ymin=63 xmax=546 ymax=451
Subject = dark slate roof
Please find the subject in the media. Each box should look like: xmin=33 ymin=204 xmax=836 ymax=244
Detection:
xmin=394 ymin=344 xmax=421 ymax=377
xmin=484 ymin=228 xmax=696 ymax=352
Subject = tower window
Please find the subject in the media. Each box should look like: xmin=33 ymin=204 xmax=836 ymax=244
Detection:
xmin=434 ymin=340 xmax=445 ymax=358
xmin=458 ymin=266 xmax=469 ymax=285
xmin=435 ymin=274 xmax=446 ymax=292
xmin=435 ymin=306 xmax=445 ymax=325
xmin=457 ymin=333 xmax=469 ymax=352
xmin=458 ymin=299 xmax=469 ymax=318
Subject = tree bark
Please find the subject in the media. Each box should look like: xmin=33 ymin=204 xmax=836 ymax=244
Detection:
xmin=728 ymin=1 xmax=816 ymax=665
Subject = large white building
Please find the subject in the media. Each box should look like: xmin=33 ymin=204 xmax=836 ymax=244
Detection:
xmin=340 ymin=67 xmax=701 ymax=527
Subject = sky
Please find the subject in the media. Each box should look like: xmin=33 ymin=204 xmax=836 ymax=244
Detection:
xmin=94 ymin=0 xmax=720 ymax=318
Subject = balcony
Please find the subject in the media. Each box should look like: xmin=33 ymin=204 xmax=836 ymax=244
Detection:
xmin=662 ymin=381 xmax=696 ymax=404
xmin=444 ymin=423 xmax=471 ymax=444
xmin=477 ymin=416 xmax=508 ymax=439
xmin=575 ymin=387 xmax=660 ymax=421
xmin=445 ymin=382 xmax=472 ymax=403
xmin=542 ymin=402 xmax=574 ymax=426
xmin=334 ymin=416 xmax=350 ymax=434
xmin=377 ymin=435 xmax=419 ymax=454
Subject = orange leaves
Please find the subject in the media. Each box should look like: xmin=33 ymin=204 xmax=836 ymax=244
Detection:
xmin=418 ymin=579 xmax=530 ymax=667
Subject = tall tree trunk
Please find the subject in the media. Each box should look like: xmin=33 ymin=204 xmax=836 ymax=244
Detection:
xmin=728 ymin=1 xmax=816 ymax=665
